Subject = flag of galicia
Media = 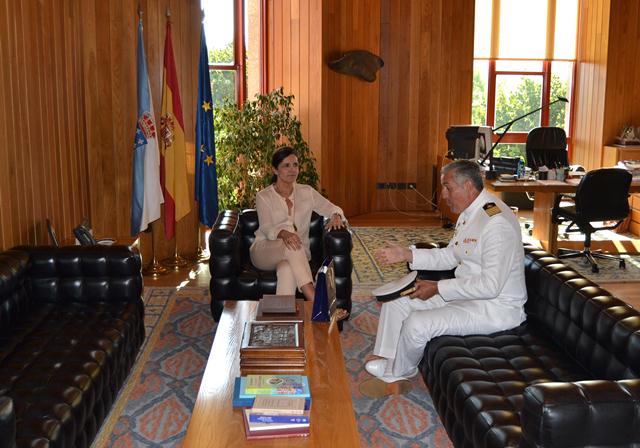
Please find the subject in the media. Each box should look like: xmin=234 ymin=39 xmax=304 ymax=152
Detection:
xmin=195 ymin=23 xmax=218 ymax=227
xmin=130 ymin=18 xmax=163 ymax=236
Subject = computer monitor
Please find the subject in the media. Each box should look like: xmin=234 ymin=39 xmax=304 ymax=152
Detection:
xmin=445 ymin=125 xmax=493 ymax=161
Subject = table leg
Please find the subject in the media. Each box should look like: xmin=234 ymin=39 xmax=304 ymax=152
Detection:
xmin=532 ymin=191 xmax=558 ymax=254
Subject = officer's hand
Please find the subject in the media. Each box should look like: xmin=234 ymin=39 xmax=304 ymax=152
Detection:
xmin=375 ymin=241 xmax=412 ymax=265
xmin=411 ymin=280 xmax=438 ymax=301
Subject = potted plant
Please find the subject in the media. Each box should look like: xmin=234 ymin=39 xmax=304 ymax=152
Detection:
xmin=214 ymin=88 xmax=319 ymax=211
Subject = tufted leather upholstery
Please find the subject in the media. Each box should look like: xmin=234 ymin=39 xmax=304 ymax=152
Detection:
xmin=208 ymin=209 xmax=353 ymax=322
xmin=421 ymin=244 xmax=640 ymax=447
xmin=0 ymin=246 xmax=144 ymax=448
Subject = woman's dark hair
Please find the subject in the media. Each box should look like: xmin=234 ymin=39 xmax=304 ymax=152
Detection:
xmin=270 ymin=146 xmax=297 ymax=183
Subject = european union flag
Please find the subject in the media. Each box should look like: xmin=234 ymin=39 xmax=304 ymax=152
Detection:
xmin=195 ymin=24 xmax=218 ymax=227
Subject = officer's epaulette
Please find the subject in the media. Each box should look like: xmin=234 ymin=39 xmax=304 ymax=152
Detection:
xmin=483 ymin=202 xmax=501 ymax=217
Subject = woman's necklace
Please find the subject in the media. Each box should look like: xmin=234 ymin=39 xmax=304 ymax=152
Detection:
xmin=274 ymin=183 xmax=297 ymax=232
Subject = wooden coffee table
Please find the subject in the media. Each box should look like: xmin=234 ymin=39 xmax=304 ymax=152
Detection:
xmin=182 ymin=301 xmax=360 ymax=447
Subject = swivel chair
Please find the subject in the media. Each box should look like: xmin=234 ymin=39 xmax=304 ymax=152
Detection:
xmin=525 ymin=126 xmax=568 ymax=171
xmin=552 ymin=168 xmax=632 ymax=273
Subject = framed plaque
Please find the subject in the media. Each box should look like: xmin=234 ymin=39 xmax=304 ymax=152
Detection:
xmin=240 ymin=321 xmax=304 ymax=353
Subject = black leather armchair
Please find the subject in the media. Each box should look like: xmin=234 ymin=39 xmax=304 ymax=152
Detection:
xmin=552 ymin=167 xmax=632 ymax=273
xmin=0 ymin=245 xmax=144 ymax=448
xmin=208 ymin=209 xmax=353 ymax=322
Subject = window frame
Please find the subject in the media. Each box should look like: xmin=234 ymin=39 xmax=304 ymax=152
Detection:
xmin=206 ymin=0 xmax=267 ymax=106
xmin=482 ymin=58 xmax=575 ymax=149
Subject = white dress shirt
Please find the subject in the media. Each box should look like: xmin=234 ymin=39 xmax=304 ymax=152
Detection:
xmin=253 ymin=183 xmax=344 ymax=260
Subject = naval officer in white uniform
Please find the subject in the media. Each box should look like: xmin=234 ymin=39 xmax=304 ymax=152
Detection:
xmin=366 ymin=159 xmax=527 ymax=383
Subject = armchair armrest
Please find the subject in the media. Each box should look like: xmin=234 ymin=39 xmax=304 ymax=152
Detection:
xmin=0 ymin=396 xmax=16 ymax=448
xmin=322 ymin=226 xmax=353 ymax=313
xmin=521 ymin=380 xmax=640 ymax=447
xmin=209 ymin=210 xmax=242 ymax=280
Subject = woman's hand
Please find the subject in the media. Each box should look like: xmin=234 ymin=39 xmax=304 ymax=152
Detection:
xmin=325 ymin=213 xmax=345 ymax=231
xmin=278 ymin=229 xmax=302 ymax=250
xmin=374 ymin=241 xmax=412 ymax=265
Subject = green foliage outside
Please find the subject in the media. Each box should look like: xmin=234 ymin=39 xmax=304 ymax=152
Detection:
xmin=472 ymin=70 xmax=568 ymax=160
xmin=214 ymin=88 xmax=319 ymax=211
xmin=209 ymin=42 xmax=236 ymax=107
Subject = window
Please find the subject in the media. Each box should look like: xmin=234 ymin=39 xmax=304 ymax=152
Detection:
xmin=202 ymin=0 xmax=264 ymax=107
xmin=473 ymin=0 xmax=578 ymax=160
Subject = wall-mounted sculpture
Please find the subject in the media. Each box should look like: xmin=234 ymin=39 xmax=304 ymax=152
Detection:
xmin=328 ymin=50 xmax=384 ymax=82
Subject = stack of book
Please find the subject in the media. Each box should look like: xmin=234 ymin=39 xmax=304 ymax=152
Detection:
xmin=239 ymin=320 xmax=306 ymax=374
xmin=232 ymin=374 xmax=312 ymax=439
xmin=255 ymin=295 xmax=305 ymax=321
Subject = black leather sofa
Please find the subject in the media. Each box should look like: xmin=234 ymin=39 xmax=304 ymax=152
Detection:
xmin=421 ymin=244 xmax=640 ymax=447
xmin=208 ymin=209 xmax=353 ymax=321
xmin=0 ymin=246 xmax=145 ymax=448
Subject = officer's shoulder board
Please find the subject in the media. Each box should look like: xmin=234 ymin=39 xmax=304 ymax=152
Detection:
xmin=483 ymin=202 xmax=502 ymax=217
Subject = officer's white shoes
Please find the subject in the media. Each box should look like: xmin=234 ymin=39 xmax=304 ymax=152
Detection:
xmin=378 ymin=367 xmax=418 ymax=383
xmin=365 ymin=358 xmax=388 ymax=377
xmin=365 ymin=358 xmax=419 ymax=383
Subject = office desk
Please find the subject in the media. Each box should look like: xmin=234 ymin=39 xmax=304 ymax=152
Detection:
xmin=487 ymin=178 xmax=640 ymax=254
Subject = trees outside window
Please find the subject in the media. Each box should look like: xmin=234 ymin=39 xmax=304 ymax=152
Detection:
xmin=473 ymin=0 xmax=578 ymax=161
xmin=202 ymin=0 xmax=263 ymax=107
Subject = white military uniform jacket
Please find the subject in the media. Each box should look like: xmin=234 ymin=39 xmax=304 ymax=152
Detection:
xmin=374 ymin=189 xmax=527 ymax=377
xmin=410 ymin=188 xmax=527 ymax=306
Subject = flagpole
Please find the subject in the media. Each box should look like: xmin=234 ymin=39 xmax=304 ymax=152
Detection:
xmin=142 ymin=223 xmax=169 ymax=277
xmin=195 ymin=223 xmax=210 ymax=262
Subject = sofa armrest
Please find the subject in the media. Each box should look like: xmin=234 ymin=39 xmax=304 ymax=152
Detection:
xmin=521 ymin=380 xmax=640 ymax=447
xmin=0 ymin=396 xmax=16 ymax=448
xmin=23 ymin=245 xmax=142 ymax=304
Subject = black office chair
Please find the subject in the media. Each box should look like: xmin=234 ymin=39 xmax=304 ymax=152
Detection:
xmin=525 ymin=126 xmax=568 ymax=171
xmin=552 ymin=168 xmax=632 ymax=273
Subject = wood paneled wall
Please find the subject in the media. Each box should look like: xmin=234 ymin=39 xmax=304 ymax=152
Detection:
xmin=266 ymin=0 xmax=323 ymax=176
xmin=573 ymin=0 xmax=640 ymax=170
xmin=572 ymin=0 xmax=611 ymax=169
xmin=0 ymin=0 xmax=90 ymax=249
xmin=376 ymin=0 xmax=474 ymax=212
xmin=321 ymin=0 xmax=381 ymax=216
xmin=602 ymin=0 xmax=640 ymax=151
xmin=0 ymin=0 xmax=202 ymax=262
xmin=268 ymin=0 xmax=474 ymax=216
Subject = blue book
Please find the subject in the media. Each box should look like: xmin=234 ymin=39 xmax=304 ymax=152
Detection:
xmin=232 ymin=378 xmax=312 ymax=409
xmin=248 ymin=413 xmax=310 ymax=424
xmin=239 ymin=376 xmax=311 ymax=399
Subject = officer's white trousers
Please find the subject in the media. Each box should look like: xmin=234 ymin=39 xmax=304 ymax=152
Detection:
xmin=373 ymin=295 xmax=524 ymax=377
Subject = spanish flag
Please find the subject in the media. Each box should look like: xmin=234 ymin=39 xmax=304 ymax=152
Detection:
xmin=160 ymin=20 xmax=190 ymax=240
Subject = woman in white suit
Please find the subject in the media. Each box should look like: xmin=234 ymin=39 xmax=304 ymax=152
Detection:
xmin=250 ymin=147 xmax=346 ymax=313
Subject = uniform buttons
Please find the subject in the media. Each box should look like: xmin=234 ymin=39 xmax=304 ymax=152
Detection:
xmin=454 ymin=241 xmax=458 ymax=246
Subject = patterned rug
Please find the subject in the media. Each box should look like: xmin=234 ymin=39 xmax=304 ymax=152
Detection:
xmin=342 ymin=286 xmax=453 ymax=447
xmin=92 ymin=287 xmax=452 ymax=446
xmin=92 ymin=286 xmax=216 ymax=447
xmin=351 ymin=225 xmax=640 ymax=284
